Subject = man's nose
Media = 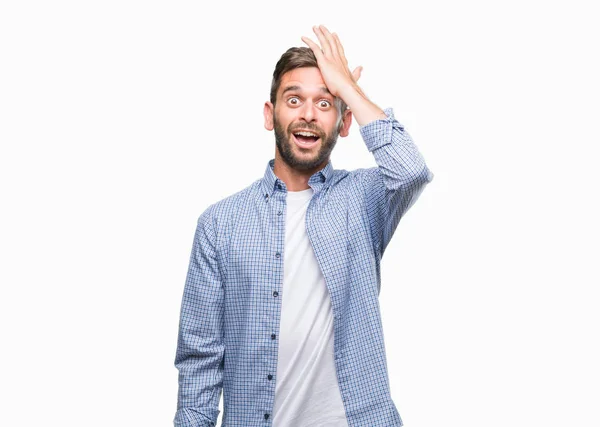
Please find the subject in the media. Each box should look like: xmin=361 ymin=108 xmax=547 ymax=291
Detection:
xmin=300 ymin=101 xmax=317 ymax=122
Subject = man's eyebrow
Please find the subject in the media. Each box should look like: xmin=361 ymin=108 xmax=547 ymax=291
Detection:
xmin=281 ymin=85 xmax=332 ymax=97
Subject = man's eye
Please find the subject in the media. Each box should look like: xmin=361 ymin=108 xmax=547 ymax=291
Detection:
xmin=288 ymin=97 xmax=300 ymax=105
xmin=319 ymin=100 xmax=331 ymax=108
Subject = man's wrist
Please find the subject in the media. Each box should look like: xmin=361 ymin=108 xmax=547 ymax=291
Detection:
xmin=340 ymin=84 xmax=387 ymax=127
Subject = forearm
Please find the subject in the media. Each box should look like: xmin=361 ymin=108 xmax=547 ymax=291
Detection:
xmin=339 ymin=83 xmax=387 ymax=127
xmin=360 ymin=107 xmax=433 ymax=189
xmin=174 ymin=208 xmax=225 ymax=426
xmin=359 ymin=107 xmax=434 ymax=258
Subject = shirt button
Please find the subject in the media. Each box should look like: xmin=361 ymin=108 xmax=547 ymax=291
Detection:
xmin=271 ymin=333 xmax=276 ymax=340
xmin=277 ymin=183 xmax=282 ymax=189
xmin=275 ymin=252 xmax=280 ymax=258
xmin=273 ymin=291 xmax=278 ymax=297
xmin=321 ymin=175 xmax=325 ymax=182
xmin=264 ymin=413 xmax=270 ymax=420
xmin=267 ymin=374 xmax=273 ymax=380
xmin=277 ymin=210 xmax=282 ymax=215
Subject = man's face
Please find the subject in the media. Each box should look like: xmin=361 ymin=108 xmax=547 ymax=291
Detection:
xmin=268 ymin=67 xmax=345 ymax=171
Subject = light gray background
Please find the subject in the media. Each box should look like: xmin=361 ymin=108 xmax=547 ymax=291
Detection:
xmin=1 ymin=1 xmax=598 ymax=426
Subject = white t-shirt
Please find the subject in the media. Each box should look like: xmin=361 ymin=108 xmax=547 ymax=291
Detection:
xmin=272 ymin=187 xmax=349 ymax=427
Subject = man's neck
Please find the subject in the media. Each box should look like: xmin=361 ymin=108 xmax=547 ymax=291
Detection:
xmin=272 ymin=154 xmax=326 ymax=191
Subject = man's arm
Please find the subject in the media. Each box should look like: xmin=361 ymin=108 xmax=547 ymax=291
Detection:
xmin=358 ymin=108 xmax=434 ymax=259
xmin=174 ymin=205 xmax=224 ymax=427
xmin=300 ymin=26 xmax=434 ymax=259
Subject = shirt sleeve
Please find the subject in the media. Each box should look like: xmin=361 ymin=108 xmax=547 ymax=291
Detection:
xmin=174 ymin=205 xmax=224 ymax=427
xmin=358 ymin=107 xmax=434 ymax=259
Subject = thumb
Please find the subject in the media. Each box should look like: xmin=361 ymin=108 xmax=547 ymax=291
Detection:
xmin=352 ymin=66 xmax=363 ymax=82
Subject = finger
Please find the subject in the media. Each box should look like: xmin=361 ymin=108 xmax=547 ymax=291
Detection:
xmin=352 ymin=66 xmax=362 ymax=82
xmin=313 ymin=25 xmax=332 ymax=57
xmin=301 ymin=36 xmax=325 ymax=61
xmin=332 ymin=33 xmax=348 ymax=64
xmin=319 ymin=25 xmax=341 ymax=60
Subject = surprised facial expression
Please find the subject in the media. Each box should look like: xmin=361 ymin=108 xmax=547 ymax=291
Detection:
xmin=270 ymin=67 xmax=344 ymax=171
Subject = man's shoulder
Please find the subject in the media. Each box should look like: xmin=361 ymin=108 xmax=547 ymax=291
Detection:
xmin=198 ymin=165 xmax=381 ymax=219
xmin=197 ymin=178 xmax=261 ymax=226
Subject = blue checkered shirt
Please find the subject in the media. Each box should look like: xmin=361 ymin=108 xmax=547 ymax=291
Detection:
xmin=174 ymin=107 xmax=434 ymax=426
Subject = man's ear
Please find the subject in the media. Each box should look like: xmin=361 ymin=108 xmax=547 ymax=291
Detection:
xmin=338 ymin=108 xmax=353 ymax=137
xmin=264 ymin=101 xmax=274 ymax=131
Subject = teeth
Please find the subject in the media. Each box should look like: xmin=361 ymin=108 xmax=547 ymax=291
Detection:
xmin=295 ymin=131 xmax=319 ymax=138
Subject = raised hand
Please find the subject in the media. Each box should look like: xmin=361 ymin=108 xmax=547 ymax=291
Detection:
xmin=301 ymin=25 xmax=363 ymax=99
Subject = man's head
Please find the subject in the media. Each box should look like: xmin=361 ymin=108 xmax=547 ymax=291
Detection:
xmin=264 ymin=47 xmax=352 ymax=172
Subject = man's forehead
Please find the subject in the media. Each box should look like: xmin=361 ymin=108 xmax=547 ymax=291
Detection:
xmin=278 ymin=67 xmax=331 ymax=96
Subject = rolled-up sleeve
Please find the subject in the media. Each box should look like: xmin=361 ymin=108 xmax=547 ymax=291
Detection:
xmin=359 ymin=107 xmax=434 ymax=259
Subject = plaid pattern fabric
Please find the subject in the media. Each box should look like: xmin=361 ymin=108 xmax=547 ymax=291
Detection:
xmin=174 ymin=108 xmax=434 ymax=426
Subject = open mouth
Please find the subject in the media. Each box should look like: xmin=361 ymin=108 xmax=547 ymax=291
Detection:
xmin=292 ymin=131 xmax=321 ymax=148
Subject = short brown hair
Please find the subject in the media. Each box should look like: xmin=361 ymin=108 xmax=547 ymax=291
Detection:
xmin=270 ymin=47 xmax=348 ymax=116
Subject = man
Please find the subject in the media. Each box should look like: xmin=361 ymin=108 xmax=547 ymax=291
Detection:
xmin=174 ymin=25 xmax=434 ymax=427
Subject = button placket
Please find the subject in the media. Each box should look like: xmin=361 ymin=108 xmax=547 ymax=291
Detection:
xmin=266 ymin=189 xmax=283 ymax=414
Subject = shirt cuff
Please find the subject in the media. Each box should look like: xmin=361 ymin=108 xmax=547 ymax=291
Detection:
xmin=358 ymin=107 xmax=403 ymax=153
xmin=174 ymin=407 xmax=217 ymax=427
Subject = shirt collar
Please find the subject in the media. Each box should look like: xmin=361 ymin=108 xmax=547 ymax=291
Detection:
xmin=261 ymin=158 xmax=334 ymax=198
